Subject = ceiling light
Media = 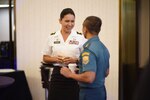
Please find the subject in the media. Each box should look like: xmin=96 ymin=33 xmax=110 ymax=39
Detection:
xmin=0 ymin=5 xmax=14 ymax=8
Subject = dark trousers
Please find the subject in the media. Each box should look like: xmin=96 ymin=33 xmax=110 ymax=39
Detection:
xmin=79 ymin=86 xmax=106 ymax=100
xmin=48 ymin=67 xmax=79 ymax=100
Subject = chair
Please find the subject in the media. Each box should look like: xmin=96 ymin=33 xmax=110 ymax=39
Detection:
xmin=40 ymin=62 xmax=55 ymax=100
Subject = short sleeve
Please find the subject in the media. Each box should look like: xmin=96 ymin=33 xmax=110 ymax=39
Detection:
xmin=81 ymin=50 xmax=97 ymax=72
xmin=41 ymin=36 xmax=52 ymax=56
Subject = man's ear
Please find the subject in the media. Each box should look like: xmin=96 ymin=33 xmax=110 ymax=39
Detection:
xmin=83 ymin=27 xmax=88 ymax=33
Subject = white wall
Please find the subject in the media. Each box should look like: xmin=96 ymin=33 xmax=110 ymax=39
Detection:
xmin=16 ymin=0 xmax=119 ymax=100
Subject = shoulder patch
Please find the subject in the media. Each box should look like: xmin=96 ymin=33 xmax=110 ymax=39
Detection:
xmin=82 ymin=52 xmax=89 ymax=64
xmin=77 ymin=32 xmax=82 ymax=35
xmin=50 ymin=32 xmax=56 ymax=35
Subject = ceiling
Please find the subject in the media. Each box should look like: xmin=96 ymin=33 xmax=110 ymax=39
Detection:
xmin=0 ymin=0 xmax=14 ymax=5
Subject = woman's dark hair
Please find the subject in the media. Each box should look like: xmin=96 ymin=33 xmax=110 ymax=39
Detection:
xmin=60 ymin=8 xmax=75 ymax=20
xmin=83 ymin=16 xmax=102 ymax=34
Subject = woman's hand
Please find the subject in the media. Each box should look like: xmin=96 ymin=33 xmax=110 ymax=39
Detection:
xmin=62 ymin=57 xmax=78 ymax=64
xmin=55 ymin=56 xmax=64 ymax=63
xmin=43 ymin=55 xmax=64 ymax=63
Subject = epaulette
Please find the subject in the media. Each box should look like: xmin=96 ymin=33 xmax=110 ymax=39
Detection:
xmin=77 ymin=32 xmax=82 ymax=35
xmin=84 ymin=43 xmax=91 ymax=48
xmin=50 ymin=32 xmax=56 ymax=35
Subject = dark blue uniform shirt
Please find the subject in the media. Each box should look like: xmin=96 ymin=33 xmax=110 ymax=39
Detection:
xmin=78 ymin=36 xmax=110 ymax=88
xmin=78 ymin=36 xmax=110 ymax=100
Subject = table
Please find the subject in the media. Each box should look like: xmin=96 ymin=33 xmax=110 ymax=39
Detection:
xmin=0 ymin=76 xmax=15 ymax=88
xmin=0 ymin=70 xmax=32 ymax=100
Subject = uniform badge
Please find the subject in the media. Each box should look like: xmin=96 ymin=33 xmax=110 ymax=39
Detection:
xmin=82 ymin=52 xmax=90 ymax=64
xmin=54 ymin=38 xmax=60 ymax=44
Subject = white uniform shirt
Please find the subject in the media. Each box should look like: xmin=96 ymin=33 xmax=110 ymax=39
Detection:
xmin=42 ymin=30 xmax=87 ymax=67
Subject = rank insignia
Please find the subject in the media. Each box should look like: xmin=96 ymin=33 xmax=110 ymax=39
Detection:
xmin=77 ymin=32 xmax=82 ymax=35
xmin=50 ymin=32 xmax=56 ymax=35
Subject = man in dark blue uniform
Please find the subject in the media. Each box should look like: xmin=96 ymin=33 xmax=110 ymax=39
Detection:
xmin=60 ymin=16 xmax=110 ymax=100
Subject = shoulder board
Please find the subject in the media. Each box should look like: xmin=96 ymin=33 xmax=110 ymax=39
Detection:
xmin=50 ymin=32 xmax=56 ymax=35
xmin=77 ymin=32 xmax=82 ymax=35
xmin=84 ymin=43 xmax=91 ymax=48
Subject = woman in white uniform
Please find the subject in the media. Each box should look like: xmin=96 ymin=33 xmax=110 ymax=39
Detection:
xmin=42 ymin=8 xmax=86 ymax=100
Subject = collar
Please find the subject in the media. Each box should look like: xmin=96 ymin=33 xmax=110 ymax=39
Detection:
xmin=84 ymin=36 xmax=99 ymax=47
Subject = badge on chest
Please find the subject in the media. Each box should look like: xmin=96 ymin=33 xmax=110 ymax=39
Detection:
xmin=54 ymin=41 xmax=60 ymax=44
xmin=54 ymin=38 xmax=60 ymax=44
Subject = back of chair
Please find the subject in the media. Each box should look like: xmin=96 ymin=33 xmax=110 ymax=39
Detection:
xmin=40 ymin=62 xmax=54 ymax=89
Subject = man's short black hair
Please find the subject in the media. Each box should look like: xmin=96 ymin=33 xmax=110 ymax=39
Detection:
xmin=83 ymin=16 xmax=102 ymax=34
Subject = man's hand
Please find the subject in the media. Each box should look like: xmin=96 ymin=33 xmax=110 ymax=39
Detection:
xmin=60 ymin=67 xmax=72 ymax=78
